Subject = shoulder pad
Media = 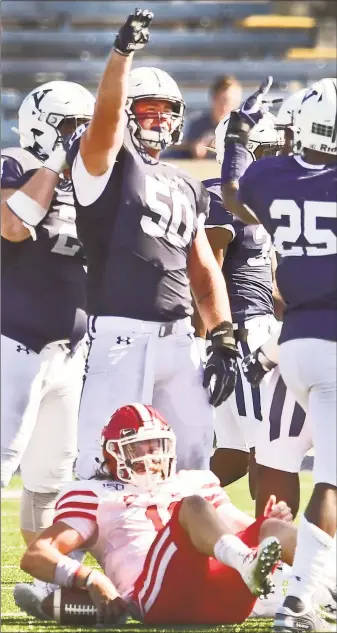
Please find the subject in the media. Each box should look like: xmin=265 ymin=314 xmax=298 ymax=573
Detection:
xmin=1 ymin=148 xmax=41 ymax=188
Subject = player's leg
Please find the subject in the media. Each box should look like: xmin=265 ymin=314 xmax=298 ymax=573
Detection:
xmin=135 ymin=498 xmax=281 ymax=625
xmin=76 ymin=321 xmax=155 ymax=479
xmin=153 ymin=332 xmax=214 ymax=470
xmin=20 ymin=341 xmax=87 ymax=544
xmin=274 ymin=338 xmax=336 ymax=632
xmin=255 ymin=366 xmax=311 ymax=518
xmin=210 ymin=328 xmax=268 ymax=492
xmin=1 ymin=335 xmax=43 ymax=488
xmin=211 ymin=393 xmax=250 ymax=486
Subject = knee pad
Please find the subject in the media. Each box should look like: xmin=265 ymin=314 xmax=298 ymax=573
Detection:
xmin=20 ymin=488 xmax=59 ymax=533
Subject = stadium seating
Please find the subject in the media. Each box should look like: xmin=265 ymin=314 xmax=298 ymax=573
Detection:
xmin=1 ymin=0 xmax=333 ymax=149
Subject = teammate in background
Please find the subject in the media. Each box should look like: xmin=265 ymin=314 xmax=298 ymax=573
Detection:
xmin=193 ymin=112 xmax=282 ymax=496
xmin=221 ymin=76 xmax=337 ymax=632
xmin=1 ymin=82 xmax=94 ymax=552
xmin=16 ymin=404 xmax=336 ymax=628
xmin=65 ymin=8 xmax=239 ymax=478
xmin=236 ymin=86 xmax=312 ymax=521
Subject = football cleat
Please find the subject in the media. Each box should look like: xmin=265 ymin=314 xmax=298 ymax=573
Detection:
xmin=14 ymin=583 xmax=52 ymax=620
xmin=241 ymin=536 xmax=282 ymax=598
xmin=273 ymin=597 xmax=335 ymax=632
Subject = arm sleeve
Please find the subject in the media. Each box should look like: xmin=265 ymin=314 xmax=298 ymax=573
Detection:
xmin=203 ymin=178 xmax=242 ymax=239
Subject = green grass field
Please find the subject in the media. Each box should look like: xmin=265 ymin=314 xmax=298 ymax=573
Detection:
xmin=1 ymin=472 xmax=313 ymax=632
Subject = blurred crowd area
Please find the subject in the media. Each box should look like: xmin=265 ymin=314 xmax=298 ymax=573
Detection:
xmin=2 ymin=0 xmax=336 ymax=156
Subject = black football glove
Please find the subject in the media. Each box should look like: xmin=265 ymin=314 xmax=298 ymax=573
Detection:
xmin=114 ymin=8 xmax=153 ymax=56
xmin=225 ymin=76 xmax=274 ymax=148
xmin=203 ymin=321 xmax=239 ymax=407
xmin=241 ymin=348 xmax=277 ymax=388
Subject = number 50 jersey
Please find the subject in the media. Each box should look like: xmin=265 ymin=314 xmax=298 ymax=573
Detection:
xmin=1 ymin=147 xmax=87 ymax=353
xmin=238 ymin=154 xmax=337 ymax=343
xmin=66 ymin=127 xmax=209 ymax=321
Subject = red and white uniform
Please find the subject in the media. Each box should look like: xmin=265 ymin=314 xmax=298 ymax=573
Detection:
xmin=54 ymin=470 xmax=264 ymax=624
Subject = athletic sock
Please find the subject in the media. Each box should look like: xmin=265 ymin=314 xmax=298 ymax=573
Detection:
xmin=285 ymin=515 xmax=334 ymax=611
xmin=214 ymin=533 xmax=251 ymax=573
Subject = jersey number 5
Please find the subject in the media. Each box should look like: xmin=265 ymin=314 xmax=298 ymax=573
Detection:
xmin=141 ymin=174 xmax=194 ymax=248
xmin=270 ymin=200 xmax=336 ymax=256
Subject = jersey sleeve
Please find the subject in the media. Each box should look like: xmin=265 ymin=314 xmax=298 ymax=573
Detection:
xmin=65 ymin=122 xmax=89 ymax=171
xmin=53 ymin=482 xmax=99 ymax=541
xmin=1 ymin=154 xmax=35 ymax=189
xmin=179 ymin=469 xmax=230 ymax=510
xmin=203 ymin=178 xmax=242 ymax=239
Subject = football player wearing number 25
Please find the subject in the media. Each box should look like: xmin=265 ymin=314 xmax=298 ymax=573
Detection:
xmin=1 ymin=82 xmax=94 ymax=545
xmin=221 ymin=76 xmax=337 ymax=633
xmin=65 ymin=8 xmax=239 ymax=480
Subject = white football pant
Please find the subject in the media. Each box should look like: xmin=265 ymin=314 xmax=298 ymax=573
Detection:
xmin=1 ymin=335 xmax=86 ymax=492
xmin=214 ymin=314 xmax=280 ymax=451
xmin=255 ymin=365 xmax=311 ymax=473
xmin=76 ymin=316 xmax=215 ymax=479
xmin=279 ymin=338 xmax=336 ymax=486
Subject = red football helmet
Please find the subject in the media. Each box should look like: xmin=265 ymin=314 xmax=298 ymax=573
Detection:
xmin=101 ymin=404 xmax=176 ymax=488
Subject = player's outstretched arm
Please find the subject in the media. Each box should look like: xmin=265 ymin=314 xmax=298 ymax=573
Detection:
xmin=221 ymin=77 xmax=274 ymax=225
xmin=80 ymin=9 xmax=153 ymax=176
xmin=1 ymin=146 xmax=67 ymax=242
xmin=20 ymin=521 xmax=127 ymax=624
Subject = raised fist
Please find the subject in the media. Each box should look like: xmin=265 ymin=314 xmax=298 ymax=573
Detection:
xmin=239 ymin=76 xmax=273 ymax=128
xmin=114 ymin=8 xmax=154 ymax=56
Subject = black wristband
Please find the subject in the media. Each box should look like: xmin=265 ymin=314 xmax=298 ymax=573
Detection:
xmin=210 ymin=321 xmax=237 ymax=353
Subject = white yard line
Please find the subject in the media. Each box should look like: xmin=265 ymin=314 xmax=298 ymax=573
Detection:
xmin=1 ymin=489 xmax=22 ymax=499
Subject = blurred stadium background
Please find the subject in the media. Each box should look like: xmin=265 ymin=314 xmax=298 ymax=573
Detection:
xmin=2 ymin=0 xmax=336 ymax=152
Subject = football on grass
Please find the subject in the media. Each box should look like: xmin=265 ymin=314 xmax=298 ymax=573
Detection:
xmin=42 ymin=587 xmax=97 ymax=625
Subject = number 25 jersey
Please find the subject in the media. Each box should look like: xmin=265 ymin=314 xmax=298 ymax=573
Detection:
xmin=66 ymin=128 xmax=209 ymax=321
xmin=238 ymin=154 xmax=337 ymax=343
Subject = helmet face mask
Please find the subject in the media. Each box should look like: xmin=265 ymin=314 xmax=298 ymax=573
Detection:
xmin=18 ymin=81 xmax=95 ymax=159
xmin=101 ymin=404 xmax=177 ymax=489
xmin=126 ymin=67 xmax=186 ymax=151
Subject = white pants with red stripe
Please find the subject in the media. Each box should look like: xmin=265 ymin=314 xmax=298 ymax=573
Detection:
xmin=1 ymin=335 xmax=86 ymax=492
xmin=76 ymin=316 xmax=215 ymax=479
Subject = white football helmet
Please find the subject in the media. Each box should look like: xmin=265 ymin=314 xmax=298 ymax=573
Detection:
xmin=18 ymin=81 xmax=95 ymax=158
xmin=293 ymin=77 xmax=337 ymax=154
xmin=275 ymin=88 xmax=307 ymax=130
xmin=215 ymin=111 xmax=284 ymax=164
xmin=126 ymin=67 xmax=185 ymax=150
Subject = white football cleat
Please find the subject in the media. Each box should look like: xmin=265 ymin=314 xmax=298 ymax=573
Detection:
xmin=241 ymin=536 xmax=282 ymax=598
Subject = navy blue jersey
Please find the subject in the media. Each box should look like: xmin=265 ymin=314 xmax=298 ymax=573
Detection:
xmin=239 ymin=154 xmax=337 ymax=342
xmin=203 ymin=178 xmax=273 ymax=323
xmin=67 ymin=127 xmax=209 ymax=321
xmin=1 ymin=147 xmax=87 ymax=352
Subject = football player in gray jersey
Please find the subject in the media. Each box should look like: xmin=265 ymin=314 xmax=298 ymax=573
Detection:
xmin=1 ymin=81 xmax=94 ymax=591
xmin=65 ymin=8 xmax=239 ymax=480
